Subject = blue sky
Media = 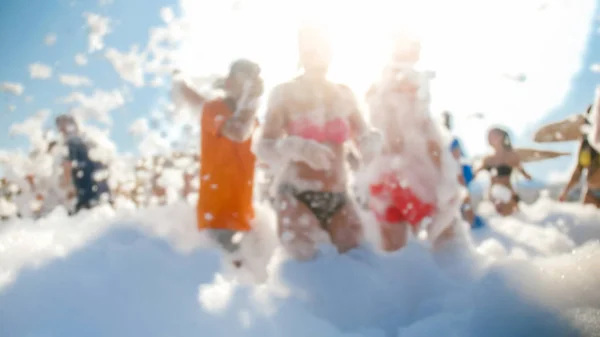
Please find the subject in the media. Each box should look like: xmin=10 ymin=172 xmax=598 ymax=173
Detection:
xmin=0 ymin=0 xmax=175 ymax=153
xmin=0 ymin=0 xmax=599 ymax=182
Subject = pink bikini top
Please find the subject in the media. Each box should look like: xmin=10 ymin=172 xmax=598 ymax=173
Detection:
xmin=288 ymin=117 xmax=351 ymax=144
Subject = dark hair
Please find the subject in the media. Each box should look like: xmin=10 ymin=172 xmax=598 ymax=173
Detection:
xmin=490 ymin=127 xmax=513 ymax=150
xmin=55 ymin=114 xmax=74 ymax=125
xmin=228 ymin=59 xmax=260 ymax=80
xmin=55 ymin=114 xmax=79 ymax=133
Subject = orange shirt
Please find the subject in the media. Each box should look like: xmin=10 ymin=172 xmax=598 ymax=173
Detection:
xmin=197 ymin=99 xmax=257 ymax=232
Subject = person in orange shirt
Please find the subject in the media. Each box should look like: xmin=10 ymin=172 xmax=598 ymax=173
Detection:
xmin=173 ymin=59 xmax=263 ymax=260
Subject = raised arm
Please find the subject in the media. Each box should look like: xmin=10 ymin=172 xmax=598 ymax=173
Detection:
xmin=172 ymin=73 xmax=206 ymax=107
xmin=181 ymin=83 xmax=205 ymax=106
xmin=202 ymin=79 xmax=264 ymax=143
xmin=473 ymin=156 xmax=490 ymax=177
xmin=221 ymin=102 xmax=260 ymax=143
xmin=533 ymin=114 xmax=586 ymax=143
xmin=510 ymin=152 xmax=532 ymax=180
xmin=201 ymin=101 xmax=256 ymax=144
xmin=517 ymin=164 xmax=533 ymax=180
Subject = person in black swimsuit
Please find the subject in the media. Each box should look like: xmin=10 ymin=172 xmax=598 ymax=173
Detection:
xmin=475 ymin=127 xmax=532 ymax=216
xmin=56 ymin=115 xmax=112 ymax=214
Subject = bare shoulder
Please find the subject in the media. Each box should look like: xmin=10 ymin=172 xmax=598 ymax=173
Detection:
xmin=266 ymin=81 xmax=294 ymax=111
xmin=508 ymin=150 xmax=522 ymax=164
xmin=269 ymin=81 xmax=294 ymax=100
xmin=480 ymin=154 xmax=493 ymax=166
xmin=333 ymin=83 xmax=360 ymax=108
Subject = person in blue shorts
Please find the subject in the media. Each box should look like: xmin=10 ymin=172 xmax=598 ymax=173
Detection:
xmin=444 ymin=111 xmax=485 ymax=229
xmin=56 ymin=115 xmax=112 ymax=213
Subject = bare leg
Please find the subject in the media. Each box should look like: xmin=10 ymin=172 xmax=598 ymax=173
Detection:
xmin=583 ymin=190 xmax=600 ymax=207
xmin=380 ymin=222 xmax=409 ymax=252
xmin=328 ymin=202 xmax=363 ymax=253
xmin=462 ymin=207 xmax=475 ymax=224
xmin=493 ymin=199 xmax=517 ymax=216
xmin=275 ymin=193 xmax=328 ymax=261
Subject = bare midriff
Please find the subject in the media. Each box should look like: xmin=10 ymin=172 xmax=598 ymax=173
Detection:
xmin=288 ymin=143 xmax=348 ymax=192
xmin=490 ymin=176 xmax=512 ymax=188
xmin=488 ymin=176 xmax=516 ymax=204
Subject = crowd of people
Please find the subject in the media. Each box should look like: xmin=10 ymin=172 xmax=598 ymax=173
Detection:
xmin=2 ymin=25 xmax=598 ymax=266
xmin=0 ymin=124 xmax=199 ymax=220
xmin=174 ymin=26 xmax=597 ymax=264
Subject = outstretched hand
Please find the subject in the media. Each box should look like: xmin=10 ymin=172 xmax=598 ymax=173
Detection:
xmin=171 ymin=72 xmax=204 ymax=106
xmin=558 ymin=191 xmax=568 ymax=202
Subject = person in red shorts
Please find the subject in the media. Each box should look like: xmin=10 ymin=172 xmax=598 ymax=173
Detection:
xmin=365 ymin=33 xmax=462 ymax=251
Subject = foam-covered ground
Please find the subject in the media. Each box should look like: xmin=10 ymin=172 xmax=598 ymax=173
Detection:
xmin=1 ymin=197 xmax=599 ymax=337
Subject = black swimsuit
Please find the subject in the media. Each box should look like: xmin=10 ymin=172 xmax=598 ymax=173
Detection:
xmin=486 ymin=164 xmax=520 ymax=202
xmin=485 ymin=164 xmax=513 ymax=177
xmin=276 ymin=78 xmax=350 ymax=229
xmin=280 ymin=184 xmax=346 ymax=231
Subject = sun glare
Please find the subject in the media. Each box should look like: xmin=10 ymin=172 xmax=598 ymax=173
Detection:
xmin=286 ymin=0 xmax=451 ymax=95
xmin=178 ymin=0 xmax=596 ymax=155
xmin=180 ymin=0 xmax=454 ymax=95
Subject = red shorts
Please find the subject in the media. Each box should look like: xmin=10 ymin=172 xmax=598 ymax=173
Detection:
xmin=369 ymin=173 xmax=435 ymax=227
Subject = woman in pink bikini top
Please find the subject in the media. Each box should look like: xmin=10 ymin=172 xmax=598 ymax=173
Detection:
xmin=254 ymin=25 xmax=382 ymax=260
xmin=287 ymin=107 xmax=352 ymax=145
xmin=275 ymin=76 xmax=359 ymax=190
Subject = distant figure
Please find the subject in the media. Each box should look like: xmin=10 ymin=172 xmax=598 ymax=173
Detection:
xmin=559 ymin=105 xmax=600 ymax=207
xmin=443 ymin=112 xmax=484 ymax=228
xmin=55 ymin=115 xmax=112 ymax=213
xmin=475 ymin=127 xmax=532 ymax=216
